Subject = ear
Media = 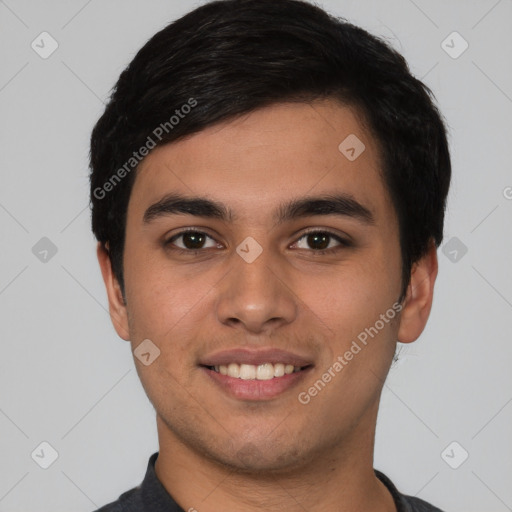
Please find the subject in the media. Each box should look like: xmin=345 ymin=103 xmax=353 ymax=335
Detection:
xmin=397 ymin=240 xmax=438 ymax=344
xmin=96 ymin=242 xmax=130 ymax=341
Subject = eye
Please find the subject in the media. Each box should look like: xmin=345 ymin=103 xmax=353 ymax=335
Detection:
xmin=292 ymin=230 xmax=351 ymax=254
xmin=164 ymin=228 xmax=351 ymax=256
xmin=165 ymin=229 xmax=219 ymax=253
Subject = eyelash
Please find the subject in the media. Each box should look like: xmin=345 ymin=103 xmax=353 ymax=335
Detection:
xmin=164 ymin=228 xmax=351 ymax=256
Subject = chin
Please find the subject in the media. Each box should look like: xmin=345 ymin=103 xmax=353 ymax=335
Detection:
xmin=209 ymin=439 xmax=311 ymax=476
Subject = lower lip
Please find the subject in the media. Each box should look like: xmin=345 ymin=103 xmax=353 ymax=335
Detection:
xmin=201 ymin=366 xmax=312 ymax=401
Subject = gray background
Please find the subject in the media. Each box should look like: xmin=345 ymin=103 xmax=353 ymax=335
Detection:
xmin=0 ymin=0 xmax=511 ymax=510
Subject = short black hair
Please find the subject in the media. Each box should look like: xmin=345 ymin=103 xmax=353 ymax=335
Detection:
xmin=89 ymin=0 xmax=451 ymax=303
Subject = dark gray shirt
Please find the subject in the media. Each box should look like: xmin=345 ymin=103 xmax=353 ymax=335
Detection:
xmin=93 ymin=452 xmax=444 ymax=511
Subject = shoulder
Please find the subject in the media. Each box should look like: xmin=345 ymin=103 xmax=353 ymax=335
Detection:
xmin=375 ymin=470 xmax=445 ymax=512
xmin=91 ymin=484 xmax=144 ymax=512
xmin=91 ymin=452 xmax=161 ymax=511
xmin=401 ymin=493 xmax=445 ymax=511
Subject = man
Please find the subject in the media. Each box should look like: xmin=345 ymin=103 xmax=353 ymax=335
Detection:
xmin=89 ymin=0 xmax=451 ymax=510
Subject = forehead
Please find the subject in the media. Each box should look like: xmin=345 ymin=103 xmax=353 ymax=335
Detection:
xmin=128 ymin=99 xmax=392 ymax=227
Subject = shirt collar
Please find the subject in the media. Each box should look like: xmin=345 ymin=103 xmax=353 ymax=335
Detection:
xmin=140 ymin=451 xmax=185 ymax=511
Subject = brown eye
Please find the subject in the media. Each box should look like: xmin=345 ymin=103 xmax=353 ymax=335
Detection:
xmin=294 ymin=230 xmax=350 ymax=252
xmin=180 ymin=232 xmax=206 ymax=249
xmin=305 ymin=232 xmax=330 ymax=250
xmin=165 ymin=230 xmax=218 ymax=251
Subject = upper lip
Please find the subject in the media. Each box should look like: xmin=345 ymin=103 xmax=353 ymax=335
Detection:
xmin=200 ymin=348 xmax=314 ymax=367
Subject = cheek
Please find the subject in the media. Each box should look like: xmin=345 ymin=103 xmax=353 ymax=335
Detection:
xmin=123 ymin=243 xmax=214 ymax=337
xmin=295 ymin=253 xmax=400 ymax=341
xmin=306 ymin=263 xmax=401 ymax=401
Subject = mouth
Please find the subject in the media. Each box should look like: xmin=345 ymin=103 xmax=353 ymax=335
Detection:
xmin=198 ymin=348 xmax=314 ymax=400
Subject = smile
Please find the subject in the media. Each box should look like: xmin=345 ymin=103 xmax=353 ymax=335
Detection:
xmin=206 ymin=362 xmax=309 ymax=380
xmin=199 ymin=347 xmax=314 ymax=400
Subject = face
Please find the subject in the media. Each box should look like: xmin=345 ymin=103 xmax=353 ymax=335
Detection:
xmin=99 ymin=99 xmax=434 ymax=474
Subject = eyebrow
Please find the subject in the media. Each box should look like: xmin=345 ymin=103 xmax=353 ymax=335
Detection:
xmin=143 ymin=192 xmax=375 ymax=226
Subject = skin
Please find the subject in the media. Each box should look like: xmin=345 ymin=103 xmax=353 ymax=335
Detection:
xmin=97 ymin=99 xmax=438 ymax=512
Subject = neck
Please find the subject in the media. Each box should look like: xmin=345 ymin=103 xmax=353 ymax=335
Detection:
xmin=154 ymin=410 xmax=396 ymax=512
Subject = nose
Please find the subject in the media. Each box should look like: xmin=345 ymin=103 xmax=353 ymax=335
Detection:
xmin=214 ymin=246 xmax=297 ymax=334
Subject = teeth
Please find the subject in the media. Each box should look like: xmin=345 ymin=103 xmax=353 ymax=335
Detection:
xmin=214 ymin=362 xmax=304 ymax=379
xmin=274 ymin=363 xmax=285 ymax=377
xmin=227 ymin=363 xmax=240 ymax=378
xmin=239 ymin=364 xmax=256 ymax=380
xmin=256 ymin=363 xmax=274 ymax=380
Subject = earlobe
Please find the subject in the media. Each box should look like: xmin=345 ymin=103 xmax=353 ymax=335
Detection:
xmin=397 ymin=240 xmax=438 ymax=344
xmin=96 ymin=242 xmax=130 ymax=341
